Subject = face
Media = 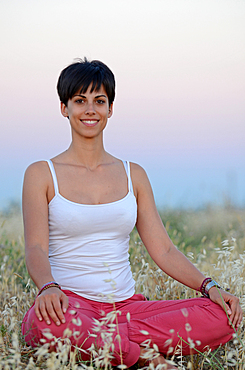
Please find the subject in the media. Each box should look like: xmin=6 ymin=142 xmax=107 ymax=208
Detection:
xmin=61 ymin=84 xmax=113 ymax=139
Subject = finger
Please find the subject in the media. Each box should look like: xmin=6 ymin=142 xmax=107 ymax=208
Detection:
xmin=45 ymin=299 xmax=61 ymax=326
xmin=232 ymin=306 xmax=243 ymax=329
xmin=214 ymin=296 xmax=235 ymax=328
xmin=34 ymin=299 xmax=44 ymax=322
xmin=230 ymin=312 xmax=239 ymax=329
xmin=216 ymin=297 xmax=232 ymax=316
xmin=228 ymin=299 xmax=241 ymax=328
xmin=52 ymin=298 xmax=66 ymax=324
xmin=224 ymin=302 xmax=232 ymax=316
xmin=39 ymin=299 xmax=52 ymax=325
xmin=226 ymin=303 xmax=234 ymax=325
xmin=228 ymin=302 xmax=237 ymax=327
xmin=60 ymin=293 xmax=69 ymax=314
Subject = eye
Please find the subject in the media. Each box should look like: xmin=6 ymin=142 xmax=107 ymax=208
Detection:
xmin=75 ymin=99 xmax=84 ymax=104
xmin=96 ymin=99 xmax=106 ymax=104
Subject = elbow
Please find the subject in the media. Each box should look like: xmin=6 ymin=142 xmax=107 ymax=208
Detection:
xmin=151 ymin=241 xmax=175 ymax=261
xmin=25 ymin=243 xmax=48 ymax=264
xmin=165 ymin=241 xmax=176 ymax=254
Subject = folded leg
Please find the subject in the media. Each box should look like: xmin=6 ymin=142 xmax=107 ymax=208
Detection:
xmin=114 ymin=295 xmax=234 ymax=355
xmin=21 ymin=291 xmax=140 ymax=367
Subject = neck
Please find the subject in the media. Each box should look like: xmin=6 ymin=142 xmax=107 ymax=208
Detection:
xmin=66 ymin=134 xmax=108 ymax=170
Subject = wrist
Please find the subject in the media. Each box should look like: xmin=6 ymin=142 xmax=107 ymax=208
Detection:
xmin=208 ymin=286 xmax=218 ymax=296
xmin=205 ymin=280 xmax=221 ymax=297
xmin=200 ymin=278 xmax=221 ymax=298
xmin=38 ymin=281 xmax=61 ymax=296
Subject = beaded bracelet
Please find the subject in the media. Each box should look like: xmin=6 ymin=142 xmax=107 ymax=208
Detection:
xmin=38 ymin=281 xmax=61 ymax=296
xmin=204 ymin=280 xmax=221 ymax=298
xmin=40 ymin=281 xmax=59 ymax=290
xmin=200 ymin=277 xmax=212 ymax=296
xmin=200 ymin=277 xmax=221 ymax=298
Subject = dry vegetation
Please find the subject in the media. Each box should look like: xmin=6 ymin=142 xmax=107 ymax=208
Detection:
xmin=0 ymin=205 xmax=245 ymax=369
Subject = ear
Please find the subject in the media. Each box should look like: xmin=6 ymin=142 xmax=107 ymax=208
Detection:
xmin=108 ymin=103 xmax=113 ymax=118
xmin=60 ymin=102 xmax=69 ymax=118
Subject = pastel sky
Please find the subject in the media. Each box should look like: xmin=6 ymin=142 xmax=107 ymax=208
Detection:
xmin=0 ymin=0 xmax=244 ymax=209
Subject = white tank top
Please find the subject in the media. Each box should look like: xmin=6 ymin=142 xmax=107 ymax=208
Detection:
xmin=47 ymin=160 xmax=137 ymax=302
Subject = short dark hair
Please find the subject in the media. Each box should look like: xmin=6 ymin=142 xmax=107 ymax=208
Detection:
xmin=57 ymin=58 xmax=115 ymax=106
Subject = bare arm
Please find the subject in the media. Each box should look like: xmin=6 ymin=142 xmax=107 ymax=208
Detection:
xmin=22 ymin=162 xmax=68 ymax=325
xmin=132 ymin=163 xmax=242 ymax=328
xmin=133 ymin=164 xmax=205 ymax=289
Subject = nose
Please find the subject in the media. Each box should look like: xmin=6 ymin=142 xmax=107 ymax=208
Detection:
xmin=85 ymin=102 xmax=96 ymax=115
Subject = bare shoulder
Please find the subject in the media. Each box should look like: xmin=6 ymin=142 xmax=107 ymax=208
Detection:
xmin=25 ymin=160 xmax=49 ymax=174
xmin=23 ymin=161 xmax=51 ymax=191
xmin=129 ymin=162 xmax=153 ymax=200
xmin=23 ymin=161 xmax=52 ymax=251
xmin=130 ymin=162 xmax=151 ymax=184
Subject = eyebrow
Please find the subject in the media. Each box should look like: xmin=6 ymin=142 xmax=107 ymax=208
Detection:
xmin=73 ymin=94 xmax=107 ymax=99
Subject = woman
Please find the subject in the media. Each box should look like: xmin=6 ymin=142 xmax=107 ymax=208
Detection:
xmin=22 ymin=58 xmax=242 ymax=369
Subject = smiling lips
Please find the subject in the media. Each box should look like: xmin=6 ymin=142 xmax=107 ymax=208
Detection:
xmin=81 ymin=119 xmax=99 ymax=127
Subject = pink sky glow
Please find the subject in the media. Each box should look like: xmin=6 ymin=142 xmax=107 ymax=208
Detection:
xmin=0 ymin=0 xmax=244 ymax=208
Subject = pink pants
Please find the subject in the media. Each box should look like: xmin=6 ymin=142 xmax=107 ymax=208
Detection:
xmin=22 ymin=291 xmax=234 ymax=367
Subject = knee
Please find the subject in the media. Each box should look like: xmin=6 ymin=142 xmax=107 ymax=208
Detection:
xmin=21 ymin=306 xmax=74 ymax=347
xmin=22 ymin=306 xmax=46 ymax=347
xmin=206 ymin=300 xmax=232 ymax=327
xmin=22 ymin=301 xmax=96 ymax=350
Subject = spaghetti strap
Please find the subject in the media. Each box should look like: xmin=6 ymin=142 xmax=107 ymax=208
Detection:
xmin=123 ymin=161 xmax=133 ymax=194
xmin=46 ymin=160 xmax=59 ymax=195
xmin=126 ymin=161 xmax=132 ymax=193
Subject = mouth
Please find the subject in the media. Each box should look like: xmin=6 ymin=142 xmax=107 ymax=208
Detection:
xmin=81 ymin=120 xmax=99 ymax=127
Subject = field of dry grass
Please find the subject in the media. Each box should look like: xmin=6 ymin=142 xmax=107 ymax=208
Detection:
xmin=0 ymin=205 xmax=244 ymax=369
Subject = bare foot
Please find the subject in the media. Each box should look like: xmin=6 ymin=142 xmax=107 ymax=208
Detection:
xmin=150 ymin=355 xmax=177 ymax=369
xmin=138 ymin=347 xmax=177 ymax=369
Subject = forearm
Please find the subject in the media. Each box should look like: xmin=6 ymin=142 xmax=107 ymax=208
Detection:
xmin=25 ymin=245 xmax=55 ymax=290
xmin=151 ymin=244 xmax=205 ymax=291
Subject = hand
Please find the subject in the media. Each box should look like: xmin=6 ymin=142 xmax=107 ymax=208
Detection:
xmin=209 ymin=287 xmax=243 ymax=329
xmin=34 ymin=287 xmax=69 ymax=326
